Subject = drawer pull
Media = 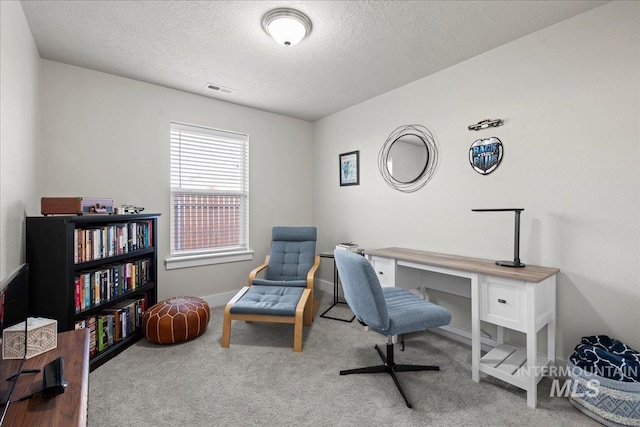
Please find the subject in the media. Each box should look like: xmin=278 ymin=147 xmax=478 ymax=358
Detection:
xmin=498 ymin=298 xmax=507 ymax=304
xmin=378 ymin=271 xmax=384 ymax=275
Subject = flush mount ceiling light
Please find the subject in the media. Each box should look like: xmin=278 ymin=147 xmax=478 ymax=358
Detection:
xmin=262 ymin=8 xmax=312 ymax=47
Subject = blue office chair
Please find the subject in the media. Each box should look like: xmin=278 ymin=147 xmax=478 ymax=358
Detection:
xmin=221 ymin=227 xmax=320 ymax=352
xmin=334 ymin=249 xmax=451 ymax=408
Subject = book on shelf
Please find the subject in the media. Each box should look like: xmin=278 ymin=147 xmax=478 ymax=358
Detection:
xmin=73 ymin=259 xmax=151 ymax=313
xmin=112 ymin=300 xmax=134 ymax=337
xmin=103 ymin=314 xmax=114 ymax=348
xmin=87 ymin=316 xmax=97 ymax=357
xmin=75 ymin=277 xmax=81 ymax=313
xmin=84 ymin=274 xmax=90 ymax=309
xmin=72 ymin=220 xmax=154 ymax=264
xmin=110 ymin=295 xmax=147 ymax=338
xmin=97 ymin=314 xmax=108 ymax=352
xmin=101 ymin=308 xmax=123 ymax=343
xmin=76 ymin=313 xmax=114 ymax=354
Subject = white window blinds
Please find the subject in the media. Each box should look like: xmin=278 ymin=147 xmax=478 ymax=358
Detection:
xmin=170 ymin=122 xmax=249 ymax=255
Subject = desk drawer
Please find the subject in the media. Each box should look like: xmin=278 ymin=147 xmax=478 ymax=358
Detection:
xmin=370 ymin=256 xmax=395 ymax=287
xmin=480 ymin=277 xmax=526 ymax=331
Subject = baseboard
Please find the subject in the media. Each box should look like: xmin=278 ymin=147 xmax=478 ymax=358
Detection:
xmin=314 ymin=278 xmax=333 ymax=294
xmin=201 ymin=290 xmax=242 ymax=308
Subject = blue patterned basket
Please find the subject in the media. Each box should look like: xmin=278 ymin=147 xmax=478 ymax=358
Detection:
xmin=568 ymin=336 xmax=640 ymax=426
xmin=568 ymin=361 xmax=640 ymax=426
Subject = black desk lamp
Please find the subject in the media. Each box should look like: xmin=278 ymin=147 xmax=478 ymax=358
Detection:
xmin=472 ymin=208 xmax=525 ymax=268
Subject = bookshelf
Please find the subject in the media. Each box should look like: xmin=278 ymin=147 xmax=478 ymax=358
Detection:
xmin=26 ymin=213 xmax=159 ymax=371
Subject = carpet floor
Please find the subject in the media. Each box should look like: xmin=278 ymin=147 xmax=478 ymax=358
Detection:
xmin=88 ymin=291 xmax=599 ymax=426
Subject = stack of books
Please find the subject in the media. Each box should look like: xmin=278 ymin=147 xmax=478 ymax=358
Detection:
xmin=335 ymin=242 xmax=359 ymax=252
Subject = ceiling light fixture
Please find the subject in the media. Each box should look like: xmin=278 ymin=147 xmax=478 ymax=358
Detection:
xmin=262 ymin=8 xmax=312 ymax=47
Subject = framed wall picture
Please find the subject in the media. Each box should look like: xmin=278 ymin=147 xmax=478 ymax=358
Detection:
xmin=339 ymin=151 xmax=359 ymax=186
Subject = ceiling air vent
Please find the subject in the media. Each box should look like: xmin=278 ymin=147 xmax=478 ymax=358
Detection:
xmin=205 ymin=83 xmax=234 ymax=95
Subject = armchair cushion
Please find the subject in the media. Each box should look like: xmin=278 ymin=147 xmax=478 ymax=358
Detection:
xmin=265 ymin=226 xmax=317 ymax=281
xmin=229 ymin=285 xmax=305 ymax=316
xmin=251 ymin=278 xmax=308 ymax=288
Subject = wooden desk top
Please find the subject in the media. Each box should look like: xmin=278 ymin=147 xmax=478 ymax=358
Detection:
xmin=365 ymin=247 xmax=559 ymax=283
xmin=0 ymin=329 xmax=89 ymax=427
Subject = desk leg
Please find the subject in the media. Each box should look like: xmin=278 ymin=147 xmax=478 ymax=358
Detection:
xmin=526 ymin=329 xmax=538 ymax=408
xmin=547 ymin=276 xmax=557 ymax=372
xmin=496 ymin=326 xmax=505 ymax=345
xmin=526 ymin=284 xmax=537 ymax=408
xmin=471 ymin=274 xmax=480 ymax=383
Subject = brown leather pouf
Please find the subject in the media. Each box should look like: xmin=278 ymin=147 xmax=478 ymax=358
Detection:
xmin=143 ymin=296 xmax=210 ymax=344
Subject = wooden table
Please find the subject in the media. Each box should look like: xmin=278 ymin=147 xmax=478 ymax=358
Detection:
xmin=0 ymin=329 xmax=89 ymax=426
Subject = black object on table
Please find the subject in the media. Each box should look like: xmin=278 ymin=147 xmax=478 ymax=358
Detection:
xmin=319 ymin=252 xmax=356 ymax=323
xmin=471 ymin=208 xmax=525 ymax=268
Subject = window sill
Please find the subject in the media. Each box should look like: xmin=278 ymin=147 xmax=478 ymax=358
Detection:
xmin=165 ymin=250 xmax=254 ymax=270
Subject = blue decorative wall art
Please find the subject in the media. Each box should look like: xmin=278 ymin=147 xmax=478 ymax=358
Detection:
xmin=469 ymin=137 xmax=503 ymax=175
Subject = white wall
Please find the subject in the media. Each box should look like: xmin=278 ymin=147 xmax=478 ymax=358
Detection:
xmin=39 ymin=61 xmax=314 ymax=301
xmin=312 ymin=1 xmax=640 ymax=358
xmin=0 ymin=1 xmax=41 ymax=277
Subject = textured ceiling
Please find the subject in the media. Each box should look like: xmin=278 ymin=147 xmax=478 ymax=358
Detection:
xmin=20 ymin=0 xmax=608 ymax=122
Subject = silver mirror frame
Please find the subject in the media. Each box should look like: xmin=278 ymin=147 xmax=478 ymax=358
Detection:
xmin=378 ymin=124 xmax=440 ymax=192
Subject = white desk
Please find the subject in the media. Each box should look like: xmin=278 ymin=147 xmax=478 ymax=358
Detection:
xmin=365 ymin=247 xmax=559 ymax=408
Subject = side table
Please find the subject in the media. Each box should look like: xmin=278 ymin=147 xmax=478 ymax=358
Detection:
xmin=319 ymin=252 xmax=355 ymax=322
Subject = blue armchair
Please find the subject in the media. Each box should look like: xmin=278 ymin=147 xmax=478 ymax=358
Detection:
xmin=221 ymin=227 xmax=319 ymax=352
xmin=333 ymin=249 xmax=452 ymax=408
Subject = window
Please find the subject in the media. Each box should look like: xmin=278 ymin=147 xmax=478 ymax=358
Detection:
xmin=166 ymin=122 xmax=251 ymax=269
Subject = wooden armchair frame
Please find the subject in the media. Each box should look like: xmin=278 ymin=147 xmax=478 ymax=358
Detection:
xmin=221 ymin=255 xmax=320 ymax=352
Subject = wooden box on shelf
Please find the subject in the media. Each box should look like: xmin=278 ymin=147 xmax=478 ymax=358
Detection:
xmin=26 ymin=213 xmax=159 ymax=371
xmin=2 ymin=317 xmax=57 ymax=360
xmin=41 ymin=196 xmax=115 ymax=215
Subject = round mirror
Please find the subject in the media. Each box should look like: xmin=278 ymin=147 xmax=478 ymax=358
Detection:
xmin=387 ymin=134 xmax=429 ymax=183
xmin=378 ymin=124 xmax=439 ymax=192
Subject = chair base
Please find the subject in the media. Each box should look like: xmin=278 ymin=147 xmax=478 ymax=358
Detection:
xmin=340 ymin=342 xmax=440 ymax=408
